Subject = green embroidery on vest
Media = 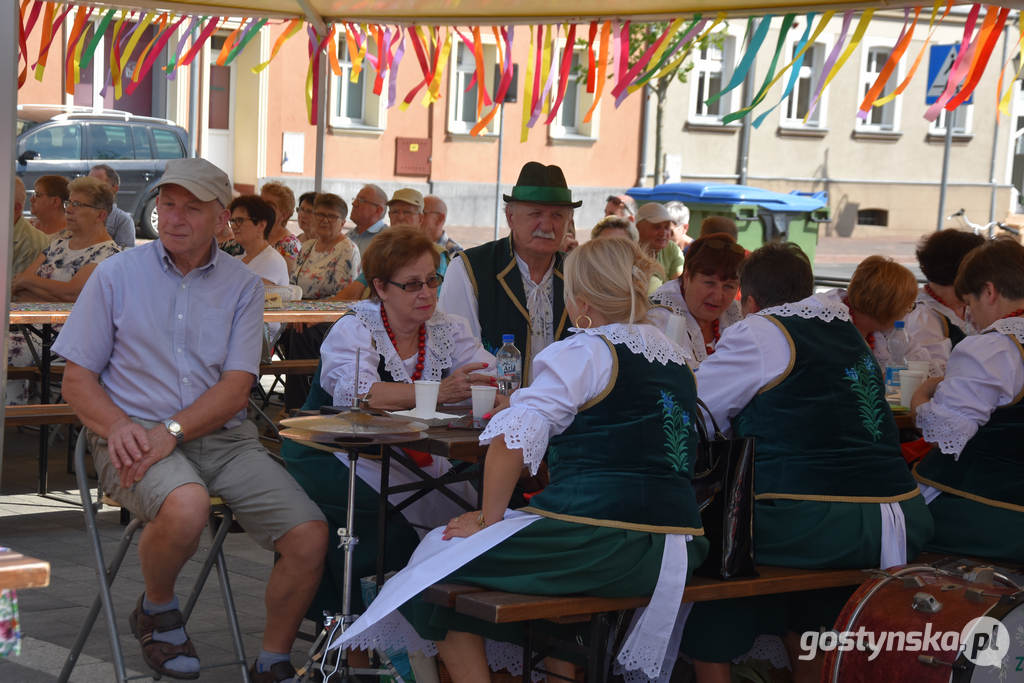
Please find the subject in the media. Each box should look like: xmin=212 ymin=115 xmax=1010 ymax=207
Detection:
xmin=843 ymin=354 xmax=886 ymax=441
xmin=658 ymin=390 xmax=691 ymax=473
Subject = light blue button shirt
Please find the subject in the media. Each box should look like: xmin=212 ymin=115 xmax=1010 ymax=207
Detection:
xmin=53 ymin=239 xmax=264 ymax=428
xmin=348 ymin=219 xmax=388 ymax=255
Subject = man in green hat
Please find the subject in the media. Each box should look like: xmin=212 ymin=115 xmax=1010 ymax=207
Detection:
xmin=439 ymin=161 xmax=579 ymax=383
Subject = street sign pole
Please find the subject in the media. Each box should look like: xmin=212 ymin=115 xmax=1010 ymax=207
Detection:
xmin=937 ymin=121 xmax=953 ymax=231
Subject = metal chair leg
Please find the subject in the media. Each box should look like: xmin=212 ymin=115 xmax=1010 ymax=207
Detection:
xmin=212 ymin=509 xmax=251 ymax=682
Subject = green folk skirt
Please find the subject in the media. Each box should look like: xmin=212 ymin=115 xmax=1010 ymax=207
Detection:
xmin=680 ymin=495 xmax=934 ymax=662
xmin=925 ymin=492 xmax=1024 ymax=563
xmin=400 ymin=517 xmax=710 ymax=650
xmin=279 ymin=439 xmax=421 ymax=620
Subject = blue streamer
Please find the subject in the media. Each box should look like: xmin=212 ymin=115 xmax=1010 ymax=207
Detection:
xmin=753 ymin=13 xmax=816 ymax=128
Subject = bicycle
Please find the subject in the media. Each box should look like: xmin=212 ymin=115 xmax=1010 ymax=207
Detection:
xmin=946 ymin=208 xmax=1021 ymax=239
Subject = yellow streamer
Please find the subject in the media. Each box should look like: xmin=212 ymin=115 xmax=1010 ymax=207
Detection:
xmin=998 ymin=13 xmax=1024 ymax=117
xmin=646 ymin=12 xmax=726 ymax=86
xmin=115 ymin=12 xmax=156 ymax=99
xmin=521 ymin=26 xmax=536 ymax=142
xmin=423 ymin=28 xmax=451 ymax=105
xmin=107 ymin=13 xmax=127 ymax=98
xmin=350 ymin=24 xmax=369 ymax=82
xmin=70 ymin=17 xmax=89 ymax=92
xmin=805 ymin=9 xmax=874 ymax=123
xmin=539 ymin=25 xmax=554 ymax=116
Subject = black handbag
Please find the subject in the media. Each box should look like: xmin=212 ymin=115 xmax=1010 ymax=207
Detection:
xmin=691 ymin=398 xmax=758 ymax=580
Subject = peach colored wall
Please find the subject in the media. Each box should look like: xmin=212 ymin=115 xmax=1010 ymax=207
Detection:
xmin=17 ymin=25 xmax=65 ymax=106
xmin=263 ymin=23 xmax=641 ymax=189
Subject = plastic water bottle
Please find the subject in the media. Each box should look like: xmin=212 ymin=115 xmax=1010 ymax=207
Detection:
xmin=495 ymin=334 xmax=522 ymax=396
xmin=885 ymin=321 xmax=909 ymax=394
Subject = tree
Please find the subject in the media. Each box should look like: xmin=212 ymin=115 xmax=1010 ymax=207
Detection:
xmin=626 ymin=21 xmax=727 ymax=185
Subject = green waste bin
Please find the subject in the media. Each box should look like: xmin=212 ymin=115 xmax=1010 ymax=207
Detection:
xmin=627 ymin=183 xmax=830 ymax=264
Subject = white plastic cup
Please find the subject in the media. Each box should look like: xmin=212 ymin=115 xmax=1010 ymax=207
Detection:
xmin=413 ymin=380 xmax=440 ymax=417
xmin=907 ymin=360 xmax=930 ymax=375
xmin=899 ymin=370 xmax=926 ymax=407
xmin=471 ymin=385 xmax=498 ymax=426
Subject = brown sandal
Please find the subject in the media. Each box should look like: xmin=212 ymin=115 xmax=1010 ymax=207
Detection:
xmin=128 ymin=595 xmax=200 ymax=680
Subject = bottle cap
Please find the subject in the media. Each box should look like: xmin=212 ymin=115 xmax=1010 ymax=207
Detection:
xmin=894 ymin=321 xmax=905 ymax=329
xmin=501 ymin=334 xmax=514 ymax=344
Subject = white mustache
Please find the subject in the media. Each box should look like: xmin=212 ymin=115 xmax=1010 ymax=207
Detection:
xmin=531 ymin=229 xmax=556 ymax=239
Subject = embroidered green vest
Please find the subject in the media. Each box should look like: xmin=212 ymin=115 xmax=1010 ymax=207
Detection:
xmin=734 ymin=315 xmax=918 ymax=502
xmin=523 ymin=338 xmax=704 ymax=534
xmin=914 ymin=333 xmax=1024 ymax=512
xmin=461 ymin=237 xmax=570 ymax=377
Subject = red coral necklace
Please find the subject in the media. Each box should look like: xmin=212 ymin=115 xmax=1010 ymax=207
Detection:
xmin=380 ymin=307 xmax=426 ymax=380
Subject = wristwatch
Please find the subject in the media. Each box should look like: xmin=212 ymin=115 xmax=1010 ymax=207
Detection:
xmin=163 ymin=419 xmax=185 ymax=443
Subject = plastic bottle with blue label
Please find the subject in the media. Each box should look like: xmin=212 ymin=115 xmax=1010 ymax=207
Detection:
xmin=495 ymin=334 xmax=522 ymax=396
xmin=885 ymin=321 xmax=909 ymax=394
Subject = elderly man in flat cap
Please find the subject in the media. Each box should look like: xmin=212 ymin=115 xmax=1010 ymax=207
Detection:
xmin=439 ymin=161 xmax=578 ymax=382
xmin=55 ymin=157 xmax=327 ymax=683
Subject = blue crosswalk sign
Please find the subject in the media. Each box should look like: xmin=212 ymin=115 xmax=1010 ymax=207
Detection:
xmin=927 ymin=44 xmax=972 ymax=105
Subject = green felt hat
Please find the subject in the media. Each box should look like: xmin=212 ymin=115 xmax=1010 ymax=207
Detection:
xmin=503 ymin=161 xmax=582 ymax=208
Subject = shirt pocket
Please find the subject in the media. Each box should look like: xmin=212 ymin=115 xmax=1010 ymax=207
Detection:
xmin=198 ymin=307 xmax=233 ymax=367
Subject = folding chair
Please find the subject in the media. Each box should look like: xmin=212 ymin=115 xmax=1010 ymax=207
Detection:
xmin=59 ymin=430 xmax=251 ymax=683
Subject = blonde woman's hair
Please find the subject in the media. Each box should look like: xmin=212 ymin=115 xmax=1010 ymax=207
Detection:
xmin=564 ymin=237 xmax=658 ymax=325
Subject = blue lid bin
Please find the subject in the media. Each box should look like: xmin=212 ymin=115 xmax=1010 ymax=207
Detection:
xmin=627 ymin=183 xmax=830 ymax=264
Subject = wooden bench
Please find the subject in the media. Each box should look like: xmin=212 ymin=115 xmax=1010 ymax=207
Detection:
xmin=5 ymin=403 xmax=80 ymax=427
xmin=424 ymin=565 xmax=872 ymax=681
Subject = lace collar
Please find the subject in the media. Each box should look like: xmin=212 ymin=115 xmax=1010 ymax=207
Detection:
xmin=351 ymin=300 xmax=458 ymax=382
xmin=569 ymin=323 xmax=690 ymax=366
xmin=986 ymin=317 xmax=1024 ymax=345
xmin=758 ymin=289 xmax=852 ymax=323
xmin=914 ymin=288 xmax=970 ymax=330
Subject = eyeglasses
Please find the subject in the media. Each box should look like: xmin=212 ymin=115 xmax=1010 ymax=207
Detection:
xmin=387 ymin=273 xmax=443 ymax=292
xmin=64 ymin=199 xmax=101 ymax=210
xmin=352 ymin=197 xmax=382 ymax=208
xmin=228 ymin=217 xmax=252 ymax=228
xmin=702 ymin=238 xmax=747 ymax=255
xmin=314 ymin=211 xmax=342 ymax=222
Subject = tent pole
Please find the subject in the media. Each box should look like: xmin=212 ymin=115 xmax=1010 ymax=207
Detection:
xmin=1 ymin=0 xmax=18 ymax=482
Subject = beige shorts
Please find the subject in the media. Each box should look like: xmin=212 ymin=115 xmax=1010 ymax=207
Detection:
xmin=88 ymin=419 xmax=325 ymax=550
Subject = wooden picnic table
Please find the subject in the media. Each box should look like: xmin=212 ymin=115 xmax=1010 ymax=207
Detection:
xmin=0 ymin=548 xmax=50 ymax=591
xmin=7 ymin=301 xmax=352 ymax=497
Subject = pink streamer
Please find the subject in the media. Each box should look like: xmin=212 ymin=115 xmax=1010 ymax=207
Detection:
xmin=528 ymin=26 xmax=560 ymax=128
xmin=924 ymin=3 xmax=981 ymax=121
xmin=165 ymin=16 xmax=199 ymax=80
xmin=387 ymin=28 xmax=405 ymax=108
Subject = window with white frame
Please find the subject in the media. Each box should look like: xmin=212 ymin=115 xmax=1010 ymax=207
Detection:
xmin=447 ymin=41 xmax=499 ymax=135
xmin=689 ymin=37 xmax=736 ymax=123
xmin=856 ymin=44 xmax=901 ymax=133
xmin=549 ymin=46 xmax=597 ymax=139
xmin=781 ymin=42 xmax=827 ymax=128
xmin=929 ymin=105 xmax=972 ymax=136
xmin=330 ymin=33 xmax=385 ymax=129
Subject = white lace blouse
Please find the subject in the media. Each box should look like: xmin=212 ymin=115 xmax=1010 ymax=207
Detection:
xmin=915 ymin=318 xmax=1024 ymax=457
xmin=648 ymin=278 xmax=742 ymax=367
xmin=479 ymin=324 xmax=689 ymax=474
xmin=695 ymin=291 xmax=851 ymax=432
xmin=905 ymin=287 xmax=974 ymax=377
xmin=320 ymin=300 xmax=495 ymax=408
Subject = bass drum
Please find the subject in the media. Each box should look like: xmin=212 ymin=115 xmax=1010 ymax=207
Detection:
xmin=822 ymin=559 xmax=1024 ymax=682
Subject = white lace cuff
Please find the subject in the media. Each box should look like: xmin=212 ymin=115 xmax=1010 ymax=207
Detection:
xmin=916 ymin=401 xmax=976 ymax=457
xmin=334 ymin=374 xmax=377 ymax=409
xmin=479 ymin=406 xmax=550 ymax=475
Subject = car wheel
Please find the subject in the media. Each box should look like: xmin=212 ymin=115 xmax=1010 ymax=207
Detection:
xmin=139 ymin=195 xmax=159 ymax=239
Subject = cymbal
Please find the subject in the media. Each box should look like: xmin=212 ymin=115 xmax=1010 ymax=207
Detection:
xmin=280 ymin=411 xmax=429 ymax=438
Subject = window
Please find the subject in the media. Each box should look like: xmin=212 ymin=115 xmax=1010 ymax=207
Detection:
xmin=447 ymin=41 xmax=499 ymax=135
xmin=782 ymin=42 xmax=827 ymax=128
xmin=152 ymin=129 xmax=185 ymax=159
xmin=689 ymin=37 xmax=736 ymax=123
xmin=87 ymin=124 xmax=134 ymax=160
xmin=131 ymin=126 xmax=152 ymax=158
xmin=929 ymin=105 xmax=972 ymax=136
xmin=548 ymin=45 xmax=597 ymax=139
xmin=857 ymin=208 xmax=889 ymax=226
xmin=329 ymin=32 xmax=385 ymax=130
xmin=856 ymin=44 xmax=901 ymax=133
xmin=20 ymin=124 xmax=82 ymax=160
